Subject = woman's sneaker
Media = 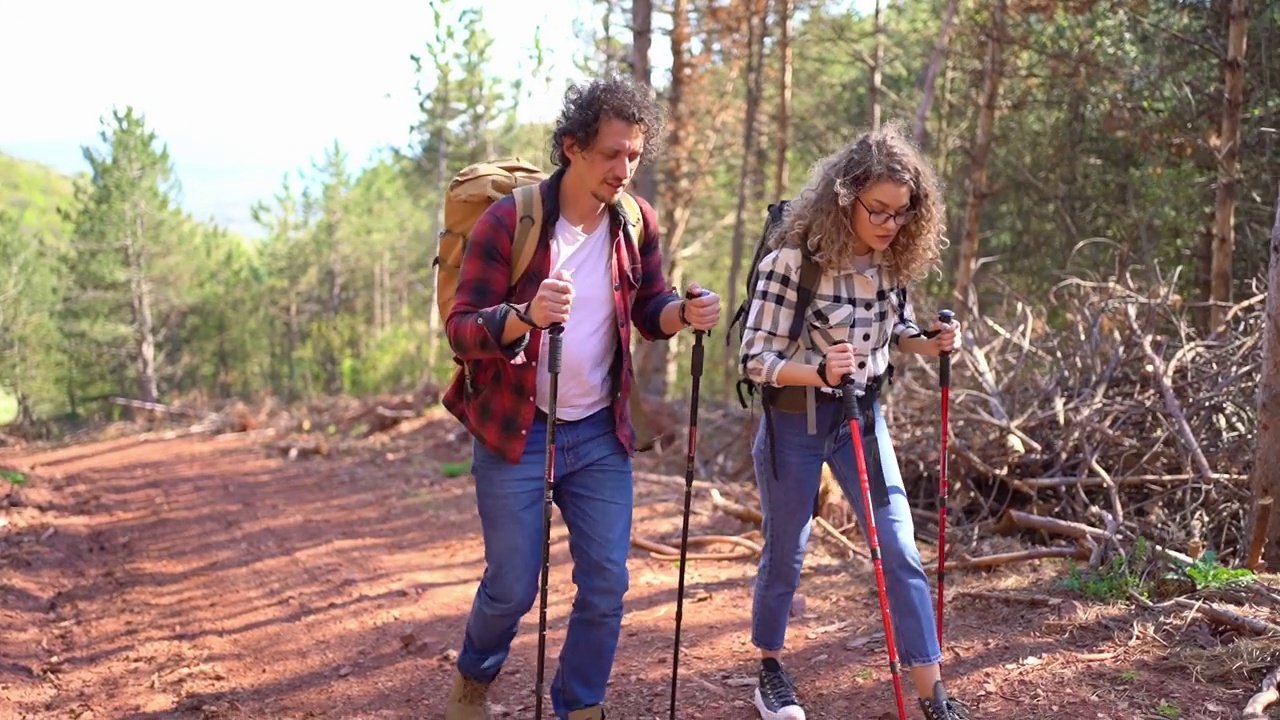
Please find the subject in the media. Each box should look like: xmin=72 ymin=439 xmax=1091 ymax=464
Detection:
xmin=919 ymin=680 xmax=971 ymax=719
xmin=753 ymin=658 xmax=806 ymax=719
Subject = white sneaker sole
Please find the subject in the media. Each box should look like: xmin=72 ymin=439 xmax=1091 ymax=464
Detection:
xmin=753 ymin=688 xmax=806 ymax=720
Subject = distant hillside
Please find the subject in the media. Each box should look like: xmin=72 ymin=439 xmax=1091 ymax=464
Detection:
xmin=0 ymin=151 xmax=79 ymax=243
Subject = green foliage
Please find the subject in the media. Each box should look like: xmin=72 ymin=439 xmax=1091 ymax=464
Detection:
xmin=0 ymin=152 xmax=77 ymax=245
xmin=1059 ymin=540 xmax=1257 ymax=603
xmin=2 ymin=469 xmax=26 ymax=485
xmin=0 ymin=208 xmax=66 ymax=418
xmin=440 ymin=460 xmax=471 ymax=478
xmin=2 ymin=0 xmax=1276 ymax=420
xmin=0 ymin=389 xmax=16 ymax=425
xmin=59 ymin=106 xmax=184 ymax=413
xmin=1178 ymin=551 xmax=1255 ymax=590
xmin=1058 ymin=537 xmax=1152 ymax=602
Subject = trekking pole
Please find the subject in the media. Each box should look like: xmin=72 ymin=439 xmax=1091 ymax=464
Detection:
xmin=935 ymin=309 xmax=954 ymax=648
xmin=669 ymin=290 xmax=707 ymax=720
xmin=534 ymin=322 xmax=564 ymax=720
xmin=842 ymin=376 xmax=908 ymax=720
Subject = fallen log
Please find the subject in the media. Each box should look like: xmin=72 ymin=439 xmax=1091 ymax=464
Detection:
xmin=813 ymin=515 xmax=870 ymax=560
xmin=1015 ymin=473 xmax=1249 ymax=489
xmin=1171 ymin=597 xmax=1280 ymax=638
xmin=1242 ymin=665 xmax=1279 ymax=719
xmin=953 ymin=545 xmax=1090 ymax=570
xmin=631 ymin=534 xmax=760 ymax=562
xmin=109 ymin=397 xmax=211 ymax=418
xmin=954 ymin=590 xmax=1062 ymax=607
xmin=994 ymin=509 xmax=1111 ymax=543
xmin=634 ymin=470 xmax=723 ymax=494
xmin=709 ymin=487 xmax=763 ymax=526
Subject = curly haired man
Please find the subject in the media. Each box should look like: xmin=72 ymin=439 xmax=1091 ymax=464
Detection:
xmin=442 ymin=76 xmax=722 ymax=720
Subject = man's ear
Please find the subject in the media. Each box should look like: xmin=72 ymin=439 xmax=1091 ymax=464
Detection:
xmin=562 ymin=135 xmax=583 ymax=163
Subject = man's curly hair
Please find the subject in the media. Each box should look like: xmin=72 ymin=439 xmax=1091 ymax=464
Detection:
xmin=769 ymin=120 xmax=946 ymax=284
xmin=549 ymin=76 xmax=666 ymax=168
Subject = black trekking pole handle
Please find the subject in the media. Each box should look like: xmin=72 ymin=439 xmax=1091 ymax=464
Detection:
xmin=840 ymin=375 xmax=860 ymax=422
xmin=548 ymin=323 xmax=564 ymax=372
xmin=686 ymin=290 xmax=707 ymax=376
xmin=937 ymin=309 xmax=953 ymax=388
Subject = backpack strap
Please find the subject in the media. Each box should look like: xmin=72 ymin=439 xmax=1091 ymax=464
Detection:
xmin=510 ymin=183 xmax=544 ymax=289
xmin=788 ymin=237 xmax=821 ymax=342
xmin=617 ymin=192 xmax=643 ymax=235
xmin=616 ymin=192 xmax=645 ymax=259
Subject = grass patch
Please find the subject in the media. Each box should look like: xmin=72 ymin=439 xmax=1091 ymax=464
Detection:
xmin=1057 ymin=538 xmax=1153 ymax=602
xmin=440 ymin=460 xmax=471 ymax=478
xmin=1183 ymin=550 xmax=1255 ymax=590
xmin=3 ymin=469 xmax=27 ymax=485
xmin=1057 ymin=538 xmax=1255 ymax=602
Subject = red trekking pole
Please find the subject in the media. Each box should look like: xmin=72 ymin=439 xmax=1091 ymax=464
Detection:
xmin=935 ymin=309 xmax=954 ymax=647
xmin=842 ymin=377 xmax=908 ymax=720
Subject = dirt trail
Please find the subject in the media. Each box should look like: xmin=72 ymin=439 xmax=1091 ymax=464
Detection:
xmin=0 ymin=415 xmax=1266 ymax=719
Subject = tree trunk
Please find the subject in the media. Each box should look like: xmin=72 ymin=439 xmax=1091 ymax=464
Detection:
xmin=913 ymin=0 xmax=962 ymax=150
xmin=126 ymin=213 xmax=158 ymax=405
xmin=938 ymin=63 xmax=955 ymax=177
xmin=426 ymin=118 xmax=449 ymax=372
xmin=869 ymin=0 xmax=883 ymax=130
xmin=286 ymin=292 xmax=299 ymax=402
xmin=631 ymin=0 xmax=658 ymax=204
xmin=633 ymin=0 xmax=690 ymax=399
xmin=725 ymin=0 xmax=767 ymax=393
xmin=774 ymin=0 xmax=792 ymax=199
xmin=1251 ymin=183 xmax=1280 ymax=571
xmin=326 ymin=257 xmax=343 ymax=395
xmin=1209 ymin=0 xmax=1249 ymax=331
xmin=953 ymin=0 xmax=1006 ymax=321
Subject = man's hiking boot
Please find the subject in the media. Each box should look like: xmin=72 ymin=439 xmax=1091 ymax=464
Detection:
xmin=567 ymin=706 xmax=605 ymax=720
xmin=752 ymin=658 xmax=806 ymax=719
xmin=919 ymin=680 xmax=971 ymax=720
xmin=444 ymin=672 xmax=491 ymax=720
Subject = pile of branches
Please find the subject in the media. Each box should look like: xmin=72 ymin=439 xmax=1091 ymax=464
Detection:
xmin=887 ymin=264 xmax=1265 ymax=566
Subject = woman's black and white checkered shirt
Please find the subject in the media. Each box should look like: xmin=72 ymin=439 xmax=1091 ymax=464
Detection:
xmin=739 ymin=245 xmax=924 ymax=397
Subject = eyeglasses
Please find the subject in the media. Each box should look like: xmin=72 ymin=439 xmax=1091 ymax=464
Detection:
xmin=855 ymin=196 xmax=918 ymax=226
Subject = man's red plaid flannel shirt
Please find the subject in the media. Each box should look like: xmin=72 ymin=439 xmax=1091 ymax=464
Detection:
xmin=442 ymin=171 xmax=680 ymax=465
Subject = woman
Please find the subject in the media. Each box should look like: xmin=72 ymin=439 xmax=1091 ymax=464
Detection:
xmin=739 ymin=121 xmax=969 ymax=720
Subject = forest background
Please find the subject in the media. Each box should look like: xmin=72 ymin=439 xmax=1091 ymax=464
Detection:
xmin=3 ymin=0 xmax=1280 ymax=570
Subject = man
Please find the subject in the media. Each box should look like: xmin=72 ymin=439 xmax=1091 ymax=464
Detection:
xmin=442 ymin=76 xmax=722 ymax=720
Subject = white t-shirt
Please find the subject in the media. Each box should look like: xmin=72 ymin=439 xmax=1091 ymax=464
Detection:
xmin=535 ymin=215 xmax=619 ymax=420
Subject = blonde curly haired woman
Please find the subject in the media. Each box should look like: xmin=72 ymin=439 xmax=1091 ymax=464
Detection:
xmin=740 ymin=121 xmax=969 ymax=720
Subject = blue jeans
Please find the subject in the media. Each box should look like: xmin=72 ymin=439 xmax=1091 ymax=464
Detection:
xmin=457 ymin=407 xmax=632 ymax=719
xmin=751 ymin=397 xmax=942 ymax=669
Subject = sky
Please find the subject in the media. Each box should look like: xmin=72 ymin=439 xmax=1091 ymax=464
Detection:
xmin=0 ymin=0 xmax=608 ymax=238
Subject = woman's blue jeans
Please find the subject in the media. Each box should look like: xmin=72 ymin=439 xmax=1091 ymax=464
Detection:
xmin=750 ymin=396 xmax=942 ymax=669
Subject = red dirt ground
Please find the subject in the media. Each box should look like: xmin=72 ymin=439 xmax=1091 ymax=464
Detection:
xmin=1 ymin=410 xmax=1275 ymax=719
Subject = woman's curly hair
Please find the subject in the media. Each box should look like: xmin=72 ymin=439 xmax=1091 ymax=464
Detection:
xmin=549 ymin=76 xmax=666 ymax=168
xmin=769 ymin=120 xmax=946 ymax=283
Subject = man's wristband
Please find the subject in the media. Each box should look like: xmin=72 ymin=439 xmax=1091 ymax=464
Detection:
xmin=508 ymin=302 xmax=549 ymax=330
